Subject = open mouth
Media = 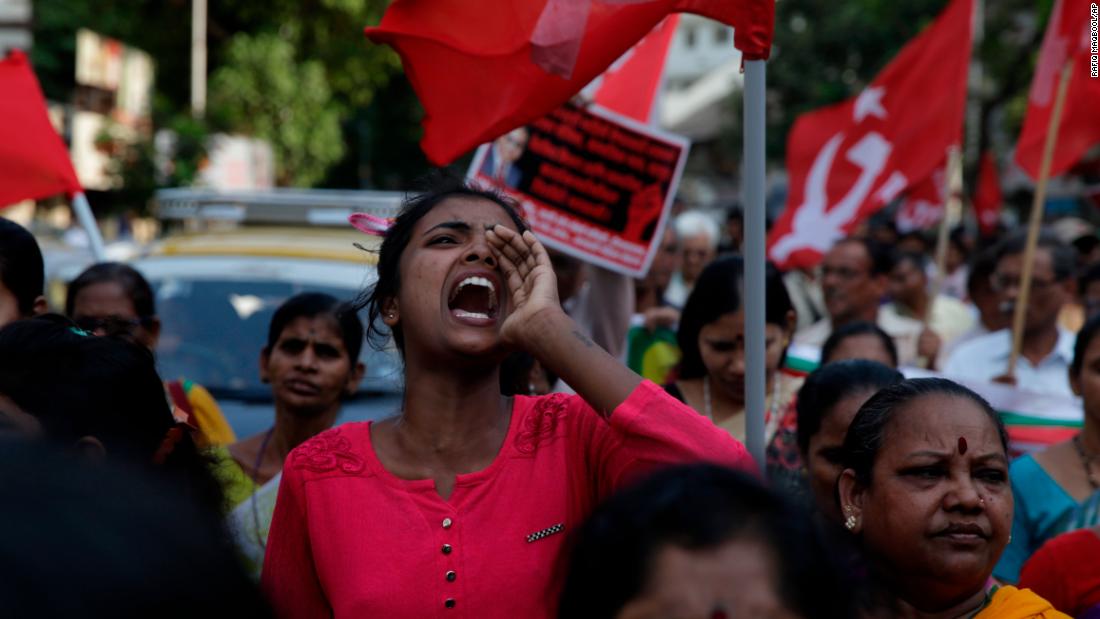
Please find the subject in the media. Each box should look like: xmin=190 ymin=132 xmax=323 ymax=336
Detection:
xmin=448 ymin=275 xmax=499 ymax=321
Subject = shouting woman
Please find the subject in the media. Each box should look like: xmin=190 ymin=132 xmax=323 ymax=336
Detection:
xmin=261 ymin=181 xmax=751 ymax=618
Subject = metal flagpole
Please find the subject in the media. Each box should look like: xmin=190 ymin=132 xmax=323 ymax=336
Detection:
xmin=72 ymin=191 xmax=107 ymax=261
xmin=743 ymin=58 xmax=767 ymax=473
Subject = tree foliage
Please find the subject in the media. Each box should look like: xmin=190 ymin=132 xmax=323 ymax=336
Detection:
xmin=208 ymin=33 xmax=344 ymax=187
xmin=29 ymin=0 xmax=422 ymax=192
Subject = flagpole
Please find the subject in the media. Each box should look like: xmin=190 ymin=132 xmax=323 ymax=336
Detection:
xmin=743 ymin=58 xmax=767 ymax=474
xmin=72 ymin=192 xmax=107 ymax=262
xmin=1006 ymin=61 xmax=1072 ymax=378
xmin=931 ymin=147 xmax=963 ymax=301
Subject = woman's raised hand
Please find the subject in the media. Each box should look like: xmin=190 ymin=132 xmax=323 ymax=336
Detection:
xmin=487 ymin=225 xmax=561 ymax=349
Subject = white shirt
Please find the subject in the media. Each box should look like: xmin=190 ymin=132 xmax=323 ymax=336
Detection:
xmin=942 ymin=328 xmax=1076 ymax=398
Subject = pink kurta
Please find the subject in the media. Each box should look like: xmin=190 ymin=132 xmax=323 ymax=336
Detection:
xmin=262 ymin=380 xmax=753 ymax=618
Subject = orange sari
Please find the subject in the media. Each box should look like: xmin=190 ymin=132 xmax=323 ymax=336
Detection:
xmin=974 ymin=586 xmax=1072 ymax=618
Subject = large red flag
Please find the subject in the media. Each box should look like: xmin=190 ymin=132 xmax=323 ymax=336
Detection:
xmin=0 ymin=50 xmax=82 ymax=207
xmin=972 ymin=151 xmax=1002 ymax=235
xmin=767 ymin=0 xmax=971 ymax=270
xmin=1014 ymin=0 xmax=1100 ymax=179
xmin=365 ymin=0 xmax=774 ymax=165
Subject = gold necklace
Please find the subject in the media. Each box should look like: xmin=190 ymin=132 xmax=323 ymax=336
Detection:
xmin=1073 ymin=434 xmax=1100 ymax=490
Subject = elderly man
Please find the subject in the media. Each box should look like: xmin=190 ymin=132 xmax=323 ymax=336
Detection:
xmin=794 ymin=237 xmax=923 ymax=366
xmin=663 ymin=210 xmax=719 ymax=308
xmin=944 ymin=232 xmax=1077 ymax=396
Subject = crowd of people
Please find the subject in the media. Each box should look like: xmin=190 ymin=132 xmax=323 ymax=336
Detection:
xmin=3 ymin=179 xmax=1100 ymax=617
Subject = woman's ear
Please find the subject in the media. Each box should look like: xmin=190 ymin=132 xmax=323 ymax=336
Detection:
xmin=259 ymin=348 xmax=271 ymax=383
xmin=1070 ymin=365 xmax=1082 ymax=397
xmin=382 ymin=298 xmax=400 ymax=327
xmin=345 ymin=361 xmax=366 ymax=396
xmin=784 ymin=309 xmax=797 ymax=342
xmin=837 ymin=468 xmax=866 ymax=534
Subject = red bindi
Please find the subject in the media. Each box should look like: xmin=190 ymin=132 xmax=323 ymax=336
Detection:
xmin=711 ymin=610 xmax=728 ymax=619
xmin=958 ymin=436 xmax=968 ymax=455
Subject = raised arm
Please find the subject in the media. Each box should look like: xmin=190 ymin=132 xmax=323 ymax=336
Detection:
xmin=488 ymin=225 xmax=641 ymax=414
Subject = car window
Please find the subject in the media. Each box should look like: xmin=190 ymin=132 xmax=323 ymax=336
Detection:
xmin=150 ymin=277 xmax=402 ymax=399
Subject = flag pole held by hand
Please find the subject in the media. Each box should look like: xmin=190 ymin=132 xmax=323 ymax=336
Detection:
xmin=1006 ymin=61 xmax=1072 ymax=378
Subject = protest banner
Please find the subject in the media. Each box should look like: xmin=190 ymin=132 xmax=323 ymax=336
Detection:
xmin=468 ymin=102 xmax=689 ymax=278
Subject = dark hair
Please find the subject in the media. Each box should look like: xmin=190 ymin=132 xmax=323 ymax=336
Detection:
xmin=892 ymin=250 xmax=929 ymax=273
xmin=0 ymin=440 xmax=270 ymax=618
xmin=897 ymin=231 xmax=932 ymax=254
xmin=796 ymin=360 xmax=904 ymax=456
xmin=0 ymin=315 xmax=224 ymax=515
xmin=266 ymin=292 xmax=364 ymax=362
xmin=820 ymin=321 xmax=899 ymax=368
xmin=65 ymin=262 xmax=156 ymax=318
xmin=358 ymin=176 xmax=528 ymax=353
xmin=836 ymin=237 xmax=895 ymax=276
xmin=676 ymin=256 xmax=794 ymax=379
xmin=1079 ymin=262 xmax=1100 ymax=298
xmin=1073 ymin=234 xmax=1100 ymax=258
xmin=0 ymin=218 xmax=45 ymax=316
xmin=559 ymin=464 xmax=854 ymax=619
xmin=1072 ymin=313 xmax=1100 ymax=376
xmin=841 ymin=378 xmax=1008 ymax=485
xmin=995 ymin=231 xmax=1075 ymax=282
xmin=967 ymin=247 xmax=998 ymax=298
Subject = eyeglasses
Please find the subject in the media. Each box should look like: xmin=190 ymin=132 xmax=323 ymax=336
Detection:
xmin=73 ymin=315 xmax=151 ymax=337
xmin=821 ymin=265 xmax=869 ymax=281
xmin=990 ymin=274 xmax=1058 ymax=293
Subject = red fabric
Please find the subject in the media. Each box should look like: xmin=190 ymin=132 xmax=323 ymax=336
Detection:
xmin=973 ymin=151 xmax=1003 ymax=235
xmin=895 ymin=160 xmax=947 ymax=232
xmin=0 ymin=50 xmax=81 ymax=206
xmin=591 ymin=15 xmax=679 ymax=124
xmin=364 ymin=0 xmax=774 ymax=165
xmin=1019 ymin=528 xmax=1100 ymax=617
xmin=1014 ymin=0 xmax=1100 ymax=180
xmin=262 ymin=380 xmax=753 ymax=618
xmin=767 ymin=0 xmax=971 ymax=270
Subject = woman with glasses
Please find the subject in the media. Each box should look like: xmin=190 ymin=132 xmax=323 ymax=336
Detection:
xmin=66 ymin=263 xmax=236 ymax=448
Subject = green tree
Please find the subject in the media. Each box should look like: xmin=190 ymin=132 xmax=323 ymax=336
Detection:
xmin=208 ymin=33 xmax=344 ymax=187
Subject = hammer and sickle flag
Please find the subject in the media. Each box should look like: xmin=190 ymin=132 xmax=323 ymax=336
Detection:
xmin=768 ymin=0 xmax=971 ymax=270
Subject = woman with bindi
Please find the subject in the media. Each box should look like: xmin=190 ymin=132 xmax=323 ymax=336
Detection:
xmin=665 ymin=256 xmax=799 ymax=446
xmin=837 ymin=378 xmax=1069 ymax=618
xmin=994 ymin=313 xmax=1100 ymax=584
xmin=261 ymin=181 xmax=752 ymax=618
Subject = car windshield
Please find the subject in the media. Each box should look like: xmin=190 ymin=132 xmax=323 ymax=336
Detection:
xmin=150 ymin=276 xmax=403 ymax=400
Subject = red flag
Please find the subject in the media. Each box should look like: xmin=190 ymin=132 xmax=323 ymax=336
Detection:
xmin=1014 ymin=0 xmax=1100 ymax=179
xmin=365 ymin=0 xmax=774 ymax=165
xmin=895 ymin=161 xmax=947 ymax=233
xmin=589 ymin=15 xmax=679 ymax=125
xmin=0 ymin=50 xmax=82 ymax=207
xmin=767 ymin=0 xmax=971 ymax=270
xmin=972 ymin=151 xmax=1002 ymax=234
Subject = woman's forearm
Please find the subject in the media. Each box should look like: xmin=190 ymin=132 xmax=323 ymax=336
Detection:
xmin=521 ymin=308 xmax=641 ymax=416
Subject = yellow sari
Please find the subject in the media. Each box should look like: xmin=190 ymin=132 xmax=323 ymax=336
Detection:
xmin=974 ymin=586 xmax=1072 ymax=618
